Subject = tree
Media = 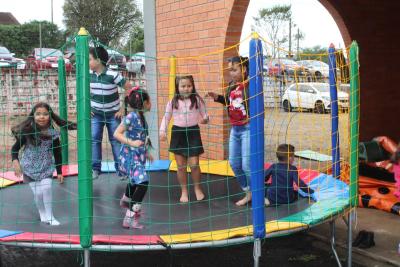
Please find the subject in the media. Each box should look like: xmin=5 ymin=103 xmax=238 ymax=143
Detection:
xmin=254 ymin=5 xmax=292 ymax=58
xmin=300 ymin=46 xmax=329 ymax=63
xmin=0 ymin=21 xmax=64 ymax=58
xmin=63 ymin=0 xmax=142 ymax=45
xmin=122 ymin=24 xmax=144 ymax=56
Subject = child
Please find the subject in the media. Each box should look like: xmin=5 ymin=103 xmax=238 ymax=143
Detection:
xmin=160 ymin=75 xmax=209 ymax=203
xmin=391 ymin=144 xmax=400 ymax=200
xmin=89 ymin=46 xmax=133 ymax=179
xmin=113 ymin=88 xmax=152 ymax=229
xmin=206 ymin=56 xmax=251 ymax=206
xmin=264 ymin=144 xmax=314 ymax=205
xmin=11 ymin=102 xmax=77 ymax=225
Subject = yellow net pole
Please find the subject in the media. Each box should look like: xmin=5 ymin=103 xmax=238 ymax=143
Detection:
xmin=168 ymin=55 xmax=176 ymax=160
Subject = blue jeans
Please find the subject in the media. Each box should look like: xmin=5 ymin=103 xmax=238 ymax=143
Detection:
xmin=91 ymin=112 xmax=121 ymax=173
xmin=229 ymin=124 xmax=250 ymax=191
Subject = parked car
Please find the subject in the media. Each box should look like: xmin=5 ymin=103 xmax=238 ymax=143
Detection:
xmin=26 ymin=48 xmax=72 ymax=72
xmin=281 ymin=82 xmax=349 ymax=113
xmin=267 ymin=58 xmax=311 ymax=81
xmin=107 ymin=49 xmax=126 ymax=71
xmin=297 ymin=60 xmax=329 ymax=80
xmin=0 ymin=46 xmax=26 ymax=69
xmin=126 ymin=52 xmax=145 ymax=77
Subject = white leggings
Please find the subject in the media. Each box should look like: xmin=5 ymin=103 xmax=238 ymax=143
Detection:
xmin=29 ymin=178 xmax=59 ymax=225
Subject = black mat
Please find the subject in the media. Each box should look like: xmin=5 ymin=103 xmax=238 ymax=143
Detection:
xmin=0 ymin=172 xmax=311 ymax=235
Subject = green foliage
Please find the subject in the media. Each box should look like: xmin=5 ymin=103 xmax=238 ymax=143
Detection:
xmin=300 ymin=46 xmax=329 ymax=63
xmin=63 ymin=0 xmax=142 ymax=45
xmin=0 ymin=21 xmax=65 ymax=58
xmin=122 ymin=24 xmax=144 ymax=56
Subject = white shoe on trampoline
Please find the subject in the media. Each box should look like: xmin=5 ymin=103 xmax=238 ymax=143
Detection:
xmin=44 ymin=217 xmax=60 ymax=226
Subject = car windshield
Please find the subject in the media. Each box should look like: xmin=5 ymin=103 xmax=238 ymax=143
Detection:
xmin=0 ymin=47 xmax=10 ymax=54
xmin=313 ymin=84 xmax=330 ymax=92
xmin=280 ymin=59 xmax=298 ymax=66
xmin=36 ymin=48 xmax=63 ymax=57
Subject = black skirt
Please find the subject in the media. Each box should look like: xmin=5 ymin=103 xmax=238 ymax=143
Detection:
xmin=169 ymin=125 xmax=204 ymax=157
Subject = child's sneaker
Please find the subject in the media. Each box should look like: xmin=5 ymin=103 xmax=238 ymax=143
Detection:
xmin=119 ymin=194 xmax=131 ymax=209
xmin=122 ymin=210 xmax=143 ymax=229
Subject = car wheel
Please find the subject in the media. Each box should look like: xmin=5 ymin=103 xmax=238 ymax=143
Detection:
xmin=283 ymin=100 xmax=292 ymax=112
xmin=315 ymin=71 xmax=322 ymax=81
xmin=314 ymin=101 xmax=325 ymax=114
xmin=140 ymin=65 xmax=145 ymax=76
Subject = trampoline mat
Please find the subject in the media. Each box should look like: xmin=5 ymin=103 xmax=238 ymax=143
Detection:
xmin=0 ymin=172 xmax=312 ymax=236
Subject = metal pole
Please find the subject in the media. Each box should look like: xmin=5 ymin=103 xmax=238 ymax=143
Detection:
xmin=39 ymin=22 xmax=42 ymax=58
xmin=330 ymin=220 xmax=343 ymax=267
xmin=253 ymin=238 xmax=261 ymax=267
xmin=347 ymin=211 xmax=353 ymax=267
xmin=51 ymin=0 xmax=54 ymax=24
xmin=84 ymin=249 xmax=90 ymax=267
xmin=58 ymin=56 xmax=69 ymax=165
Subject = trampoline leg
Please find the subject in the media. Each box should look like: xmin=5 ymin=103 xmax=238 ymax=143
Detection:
xmin=330 ymin=220 xmax=343 ymax=267
xmin=347 ymin=211 xmax=353 ymax=267
xmin=253 ymin=238 xmax=261 ymax=267
xmin=84 ymin=249 xmax=90 ymax=267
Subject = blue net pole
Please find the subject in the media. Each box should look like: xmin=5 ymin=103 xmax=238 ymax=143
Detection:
xmin=328 ymin=44 xmax=341 ymax=179
xmin=249 ymin=33 xmax=265 ymax=239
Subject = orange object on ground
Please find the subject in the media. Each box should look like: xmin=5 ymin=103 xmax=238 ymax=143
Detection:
xmin=359 ymin=175 xmax=400 ymax=216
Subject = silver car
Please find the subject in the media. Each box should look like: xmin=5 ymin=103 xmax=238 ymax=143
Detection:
xmin=297 ymin=60 xmax=329 ymax=80
xmin=126 ymin=52 xmax=145 ymax=77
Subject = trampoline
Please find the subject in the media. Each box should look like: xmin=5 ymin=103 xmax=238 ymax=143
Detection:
xmin=0 ymin=29 xmax=360 ymax=267
xmin=0 ymin=164 xmax=350 ymax=249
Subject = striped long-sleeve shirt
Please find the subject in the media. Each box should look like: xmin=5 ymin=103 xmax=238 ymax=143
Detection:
xmin=90 ymin=68 xmax=126 ymax=115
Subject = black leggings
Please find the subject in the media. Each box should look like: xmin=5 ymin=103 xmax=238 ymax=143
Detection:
xmin=125 ymin=182 xmax=148 ymax=209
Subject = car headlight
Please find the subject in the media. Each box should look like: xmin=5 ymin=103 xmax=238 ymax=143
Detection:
xmin=322 ymin=96 xmax=330 ymax=101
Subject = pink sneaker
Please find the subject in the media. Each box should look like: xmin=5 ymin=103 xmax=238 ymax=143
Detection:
xmin=120 ymin=195 xmax=131 ymax=209
xmin=122 ymin=210 xmax=143 ymax=229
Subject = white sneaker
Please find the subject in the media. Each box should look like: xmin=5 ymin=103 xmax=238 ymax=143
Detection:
xmin=92 ymin=170 xmax=100 ymax=180
xmin=45 ymin=217 xmax=60 ymax=226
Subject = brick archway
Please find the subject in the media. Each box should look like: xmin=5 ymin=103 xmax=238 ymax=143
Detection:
xmin=156 ymin=0 xmax=400 ymax=159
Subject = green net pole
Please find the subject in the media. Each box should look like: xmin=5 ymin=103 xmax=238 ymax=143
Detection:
xmin=349 ymin=41 xmax=360 ymax=207
xmin=76 ymin=27 xmax=92 ymax=248
xmin=58 ymin=56 xmax=69 ymax=165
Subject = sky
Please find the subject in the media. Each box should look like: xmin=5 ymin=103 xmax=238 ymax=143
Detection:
xmin=3 ymin=0 xmax=343 ymax=52
xmin=239 ymin=0 xmax=344 ymax=55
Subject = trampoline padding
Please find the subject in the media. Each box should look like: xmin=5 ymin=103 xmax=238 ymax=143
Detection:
xmin=92 ymin=234 xmax=162 ymax=245
xmin=159 ymin=220 xmax=307 ymax=244
xmin=0 ymin=232 xmax=80 ymax=244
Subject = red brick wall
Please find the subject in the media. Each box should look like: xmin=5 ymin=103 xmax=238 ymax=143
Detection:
xmin=156 ymin=0 xmax=400 ymax=160
xmin=156 ymin=0 xmax=248 ymax=160
xmin=320 ymin=0 xmax=400 ymax=142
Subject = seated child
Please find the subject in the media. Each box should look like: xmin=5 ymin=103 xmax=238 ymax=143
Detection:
xmin=264 ymin=144 xmax=314 ymax=205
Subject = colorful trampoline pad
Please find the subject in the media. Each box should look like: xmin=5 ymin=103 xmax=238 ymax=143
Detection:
xmin=159 ymin=221 xmax=307 ymax=244
xmin=101 ymin=160 xmax=171 ymax=173
xmin=0 ymin=178 xmax=17 ymax=188
xmin=169 ymin=160 xmax=234 ymax=176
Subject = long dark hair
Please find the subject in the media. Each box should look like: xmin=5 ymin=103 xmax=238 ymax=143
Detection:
xmin=125 ymin=88 xmax=152 ymax=147
xmin=11 ymin=102 xmax=77 ymax=146
xmin=171 ymin=75 xmax=205 ymax=110
xmin=228 ymin=56 xmax=249 ymax=79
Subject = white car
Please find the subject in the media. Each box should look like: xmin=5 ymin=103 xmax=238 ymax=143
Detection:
xmin=297 ymin=60 xmax=329 ymax=80
xmin=282 ymin=83 xmax=349 ymax=113
xmin=126 ymin=52 xmax=145 ymax=76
